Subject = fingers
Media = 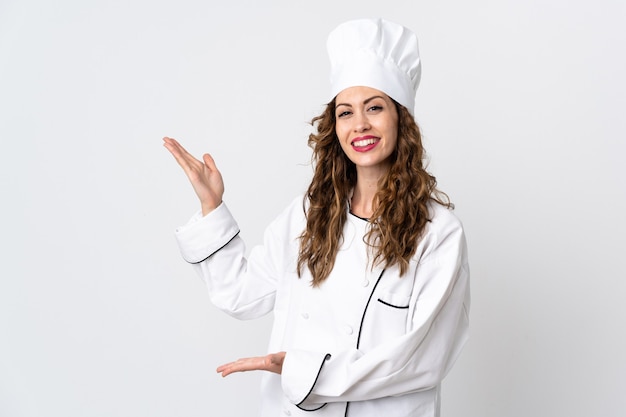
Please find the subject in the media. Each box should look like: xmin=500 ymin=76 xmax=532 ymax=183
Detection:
xmin=216 ymin=352 xmax=286 ymax=377
xmin=163 ymin=137 xmax=198 ymax=172
xmin=202 ymin=153 xmax=219 ymax=172
xmin=162 ymin=137 xmax=186 ymax=156
xmin=163 ymin=137 xmax=219 ymax=175
xmin=162 ymin=137 xmax=200 ymax=170
xmin=216 ymin=356 xmax=266 ymax=377
xmin=163 ymin=136 xmax=224 ymax=215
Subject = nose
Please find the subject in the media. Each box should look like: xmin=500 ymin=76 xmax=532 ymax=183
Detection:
xmin=353 ymin=111 xmax=371 ymax=132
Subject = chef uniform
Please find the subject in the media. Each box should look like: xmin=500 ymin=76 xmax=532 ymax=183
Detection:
xmin=174 ymin=18 xmax=470 ymax=417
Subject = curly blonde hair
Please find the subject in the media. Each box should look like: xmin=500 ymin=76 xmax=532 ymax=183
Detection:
xmin=297 ymin=98 xmax=452 ymax=286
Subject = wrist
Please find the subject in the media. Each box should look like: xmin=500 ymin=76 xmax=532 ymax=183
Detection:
xmin=201 ymin=200 xmax=221 ymax=216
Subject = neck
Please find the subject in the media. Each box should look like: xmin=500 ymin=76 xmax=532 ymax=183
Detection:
xmin=350 ymin=166 xmax=388 ymax=219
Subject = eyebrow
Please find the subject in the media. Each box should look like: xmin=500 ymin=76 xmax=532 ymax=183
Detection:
xmin=335 ymin=95 xmax=386 ymax=109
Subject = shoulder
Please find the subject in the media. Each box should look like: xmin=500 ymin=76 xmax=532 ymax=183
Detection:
xmin=276 ymin=195 xmax=307 ymax=222
xmin=414 ymin=200 xmax=467 ymax=263
xmin=426 ymin=200 xmax=464 ymax=234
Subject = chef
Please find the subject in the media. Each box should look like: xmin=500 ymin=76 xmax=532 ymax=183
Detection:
xmin=163 ymin=18 xmax=470 ymax=417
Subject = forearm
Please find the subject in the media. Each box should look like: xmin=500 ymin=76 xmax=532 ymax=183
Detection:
xmin=176 ymin=202 xmax=278 ymax=319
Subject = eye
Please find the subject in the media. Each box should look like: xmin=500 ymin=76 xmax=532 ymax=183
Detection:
xmin=367 ymin=105 xmax=383 ymax=112
xmin=336 ymin=110 xmax=352 ymax=118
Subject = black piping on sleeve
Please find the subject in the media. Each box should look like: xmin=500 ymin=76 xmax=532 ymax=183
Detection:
xmin=295 ymin=353 xmax=332 ymax=411
xmin=187 ymin=230 xmax=240 ymax=264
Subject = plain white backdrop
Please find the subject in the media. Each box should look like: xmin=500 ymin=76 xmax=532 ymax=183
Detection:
xmin=1 ymin=0 xmax=625 ymax=416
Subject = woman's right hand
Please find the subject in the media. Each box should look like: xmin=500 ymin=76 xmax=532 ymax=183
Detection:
xmin=163 ymin=137 xmax=224 ymax=216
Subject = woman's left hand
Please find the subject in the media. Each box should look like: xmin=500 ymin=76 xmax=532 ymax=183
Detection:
xmin=216 ymin=352 xmax=286 ymax=377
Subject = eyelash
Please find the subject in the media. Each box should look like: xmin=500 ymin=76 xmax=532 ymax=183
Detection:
xmin=336 ymin=105 xmax=383 ymax=118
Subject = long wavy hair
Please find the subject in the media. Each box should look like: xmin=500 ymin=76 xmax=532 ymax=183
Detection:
xmin=297 ymin=97 xmax=452 ymax=286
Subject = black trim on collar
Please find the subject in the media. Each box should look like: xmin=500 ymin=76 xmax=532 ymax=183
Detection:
xmin=348 ymin=211 xmax=369 ymax=222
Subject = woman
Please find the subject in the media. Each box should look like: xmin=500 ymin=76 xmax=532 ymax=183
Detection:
xmin=164 ymin=18 xmax=469 ymax=417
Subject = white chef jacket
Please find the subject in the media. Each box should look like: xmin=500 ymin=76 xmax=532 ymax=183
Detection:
xmin=175 ymin=196 xmax=470 ymax=417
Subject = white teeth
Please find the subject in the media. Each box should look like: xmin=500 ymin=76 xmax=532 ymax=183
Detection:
xmin=352 ymin=138 xmax=378 ymax=147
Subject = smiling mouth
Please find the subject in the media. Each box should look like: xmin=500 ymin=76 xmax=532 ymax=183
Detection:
xmin=351 ymin=137 xmax=379 ymax=147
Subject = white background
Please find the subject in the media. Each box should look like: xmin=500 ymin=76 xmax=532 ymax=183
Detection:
xmin=1 ymin=0 xmax=625 ymax=416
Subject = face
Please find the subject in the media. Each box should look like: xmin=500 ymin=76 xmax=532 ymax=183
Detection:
xmin=334 ymin=86 xmax=399 ymax=175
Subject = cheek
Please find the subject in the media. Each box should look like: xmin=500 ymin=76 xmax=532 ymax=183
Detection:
xmin=335 ymin=123 xmax=347 ymax=140
xmin=386 ymin=121 xmax=399 ymax=147
xmin=389 ymin=133 xmax=398 ymax=148
xmin=337 ymin=137 xmax=351 ymax=155
xmin=335 ymin=125 xmax=351 ymax=147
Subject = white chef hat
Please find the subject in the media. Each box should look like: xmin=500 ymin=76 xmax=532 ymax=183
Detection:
xmin=327 ymin=18 xmax=421 ymax=115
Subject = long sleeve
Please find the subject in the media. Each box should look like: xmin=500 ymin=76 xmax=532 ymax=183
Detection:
xmin=174 ymin=200 xmax=302 ymax=320
xmin=173 ymin=197 xmax=470 ymax=416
